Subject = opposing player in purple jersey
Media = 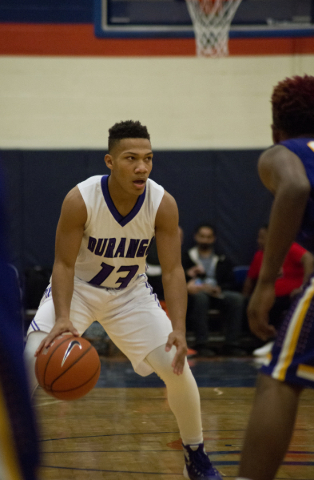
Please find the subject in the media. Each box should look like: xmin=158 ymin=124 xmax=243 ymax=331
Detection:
xmin=237 ymin=75 xmax=314 ymax=480
xmin=0 ymin=164 xmax=39 ymax=480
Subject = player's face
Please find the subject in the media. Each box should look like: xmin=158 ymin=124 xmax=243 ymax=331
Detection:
xmin=105 ymin=138 xmax=153 ymax=196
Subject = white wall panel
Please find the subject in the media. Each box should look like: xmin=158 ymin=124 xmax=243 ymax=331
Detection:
xmin=0 ymin=55 xmax=313 ymax=149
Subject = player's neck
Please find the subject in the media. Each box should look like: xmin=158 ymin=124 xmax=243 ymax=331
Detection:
xmin=107 ymin=177 xmax=139 ymax=217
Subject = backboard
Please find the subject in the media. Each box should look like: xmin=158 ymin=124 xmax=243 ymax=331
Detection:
xmin=94 ymin=0 xmax=314 ymax=38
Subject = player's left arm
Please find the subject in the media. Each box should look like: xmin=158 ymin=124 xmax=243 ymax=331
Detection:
xmin=248 ymin=146 xmax=311 ymax=339
xmin=258 ymin=146 xmax=311 ymax=285
xmin=155 ymin=191 xmax=188 ymax=375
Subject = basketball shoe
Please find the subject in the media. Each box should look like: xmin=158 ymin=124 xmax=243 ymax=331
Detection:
xmin=182 ymin=443 xmax=223 ymax=480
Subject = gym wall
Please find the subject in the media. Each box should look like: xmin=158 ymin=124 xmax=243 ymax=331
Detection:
xmin=0 ymin=0 xmax=312 ymax=275
xmin=1 ymin=148 xmax=272 ymax=274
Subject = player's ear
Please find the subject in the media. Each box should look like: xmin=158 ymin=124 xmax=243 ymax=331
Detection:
xmin=104 ymin=154 xmax=113 ymax=170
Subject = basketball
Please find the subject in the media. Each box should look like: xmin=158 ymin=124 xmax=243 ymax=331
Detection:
xmin=35 ymin=335 xmax=101 ymax=401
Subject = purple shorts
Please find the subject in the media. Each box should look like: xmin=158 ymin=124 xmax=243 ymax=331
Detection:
xmin=261 ymin=276 xmax=314 ymax=388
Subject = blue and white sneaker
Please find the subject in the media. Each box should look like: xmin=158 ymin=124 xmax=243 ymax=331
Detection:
xmin=182 ymin=443 xmax=223 ymax=480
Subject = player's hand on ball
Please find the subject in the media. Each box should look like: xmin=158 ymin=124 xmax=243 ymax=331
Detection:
xmin=165 ymin=330 xmax=188 ymax=375
xmin=35 ymin=318 xmax=79 ymax=356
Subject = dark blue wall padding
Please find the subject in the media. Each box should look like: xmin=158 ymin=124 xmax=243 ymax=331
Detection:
xmin=0 ymin=0 xmax=93 ymax=23
xmin=0 ymin=149 xmax=272 ymax=274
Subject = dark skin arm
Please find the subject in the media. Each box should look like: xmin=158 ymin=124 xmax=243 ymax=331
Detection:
xmin=248 ymin=145 xmax=311 ymax=340
xmin=155 ymin=191 xmax=188 ymax=375
xmin=35 ymin=186 xmax=87 ymax=355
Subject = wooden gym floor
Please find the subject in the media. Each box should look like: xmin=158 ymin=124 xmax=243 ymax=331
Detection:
xmin=34 ymin=355 xmax=314 ymax=480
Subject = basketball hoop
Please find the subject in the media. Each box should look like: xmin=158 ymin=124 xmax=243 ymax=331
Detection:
xmin=186 ymin=0 xmax=242 ymax=57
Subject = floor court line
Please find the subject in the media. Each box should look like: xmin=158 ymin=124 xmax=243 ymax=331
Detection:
xmin=35 ymin=358 xmax=314 ymax=480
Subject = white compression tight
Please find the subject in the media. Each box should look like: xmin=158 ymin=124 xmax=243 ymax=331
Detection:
xmin=24 ymin=334 xmax=203 ymax=446
xmin=145 ymin=344 xmax=203 ymax=446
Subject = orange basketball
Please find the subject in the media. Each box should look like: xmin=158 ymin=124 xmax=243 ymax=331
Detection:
xmin=35 ymin=335 xmax=101 ymax=400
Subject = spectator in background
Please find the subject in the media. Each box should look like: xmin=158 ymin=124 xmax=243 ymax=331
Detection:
xmin=243 ymin=224 xmax=314 ymax=357
xmin=183 ymin=223 xmax=247 ymax=357
xmin=146 ymin=226 xmax=185 ymax=305
xmin=146 ymin=236 xmax=165 ymax=303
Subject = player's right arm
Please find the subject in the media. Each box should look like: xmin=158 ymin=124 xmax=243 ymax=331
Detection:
xmin=248 ymin=145 xmax=310 ymax=339
xmin=35 ymin=186 xmax=87 ymax=355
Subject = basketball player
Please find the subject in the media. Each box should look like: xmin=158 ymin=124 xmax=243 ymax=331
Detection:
xmin=24 ymin=120 xmax=222 ymax=480
xmin=236 ymin=75 xmax=314 ymax=480
xmin=0 ymin=167 xmax=39 ymax=479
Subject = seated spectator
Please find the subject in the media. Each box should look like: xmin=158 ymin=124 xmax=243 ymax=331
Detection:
xmin=183 ymin=223 xmax=247 ymax=357
xmin=243 ymin=224 xmax=314 ymax=357
xmin=146 ymin=237 xmax=164 ymax=302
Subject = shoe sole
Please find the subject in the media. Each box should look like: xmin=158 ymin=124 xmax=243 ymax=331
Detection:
xmin=183 ymin=464 xmax=222 ymax=480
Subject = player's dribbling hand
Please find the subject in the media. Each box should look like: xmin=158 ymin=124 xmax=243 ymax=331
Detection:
xmin=35 ymin=318 xmax=79 ymax=356
xmin=247 ymin=282 xmax=277 ymax=341
xmin=165 ymin=330 xmax=188 ymax=375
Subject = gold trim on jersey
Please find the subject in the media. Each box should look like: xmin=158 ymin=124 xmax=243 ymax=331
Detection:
xmin=273 ymin=277 xmax=314 ymax=382
xmin=297 ymin=363 xmax=314 ymax=382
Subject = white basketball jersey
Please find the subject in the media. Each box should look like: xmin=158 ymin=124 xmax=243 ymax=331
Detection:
xmin=75 ymin=175 xmax=164 ymax=289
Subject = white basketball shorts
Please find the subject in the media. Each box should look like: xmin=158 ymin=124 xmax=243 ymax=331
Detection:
xmin=27 ymin=274 xmax=173 ymax=377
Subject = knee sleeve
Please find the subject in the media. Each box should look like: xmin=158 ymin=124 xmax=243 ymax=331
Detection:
xmin=24 ymin=331 xmax=47 ymax=397
xmin=145 ymin=344 xmax=203 ymax=445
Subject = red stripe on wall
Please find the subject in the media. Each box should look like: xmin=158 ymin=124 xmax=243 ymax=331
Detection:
xmin=230 ymin=36 xmax=314 ymax=56
xmin=0 ymin=23 xmax=314 ymax=56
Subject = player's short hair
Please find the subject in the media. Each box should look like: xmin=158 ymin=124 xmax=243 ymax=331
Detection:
xmin=272 ymin=75 xmax=314 ymax=138
xmin=108 ymin=120 xmax=150 ymax=152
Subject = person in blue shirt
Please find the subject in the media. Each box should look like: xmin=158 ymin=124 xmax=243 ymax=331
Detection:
xmin=237 ymin=75 xmax=314 ymax=480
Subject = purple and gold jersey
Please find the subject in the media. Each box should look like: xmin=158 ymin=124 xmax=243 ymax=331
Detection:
xmin=280 ymin=138 xmax=314 ymax=253
xmin=75 ymin=175 xmax=164 ymax=289
xmin=261 ymin=137 xmax=314 ymax=387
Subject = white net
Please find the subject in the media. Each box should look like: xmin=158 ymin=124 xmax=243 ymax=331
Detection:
xmin=186 ymin=0 xmax=242 ymax=57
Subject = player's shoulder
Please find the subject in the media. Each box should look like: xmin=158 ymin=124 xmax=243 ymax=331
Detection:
xmin=59 ymin=186 xmax=87 ymax=225
xmin=259 ymin=137 xmax=314 ymax=165
xmin=62 ymin=184 xmax=87 ymax=216
xmin=147 ymin=178 xmax=164 ymax=195
xmin=259 ymin=144 xmax=294 ymax=164
xmin=78 ymin=175 xmax=103 ymax=190
xmin=65 ymin=175 xmax=103 ymax=206
xmin=258 ymin=143 xmax=305 ymax=177
xmin=158 ymin=189 xmax=177 ymax=209
xmin=146 ymin=178 xmax=167 ymax=213
xmin=155 ymin=189 xmax=178 ymax=229
xmin=76 ymin=175 xmax=104 ymax=208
